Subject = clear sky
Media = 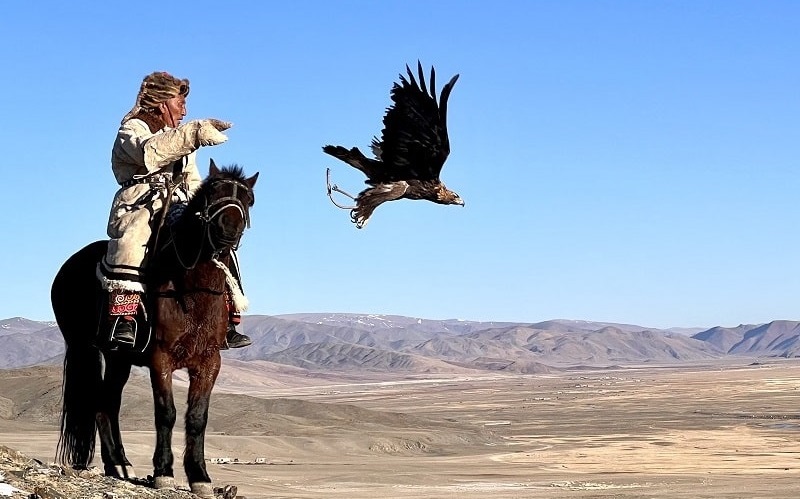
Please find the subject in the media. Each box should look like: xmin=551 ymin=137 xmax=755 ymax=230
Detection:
xmin=1 ymin=1 xmax=797 ymax=329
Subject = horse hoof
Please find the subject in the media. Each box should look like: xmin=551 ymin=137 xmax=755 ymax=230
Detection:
xmin=220 ymin=484 xmax=238 ymax=499
xmin=111 ymin=464 xmax=137 ymax=479
xmin=153 ymin=476 xmax=176 ymax=489
xmin=190 ymin=482 xmax=214 ymax=498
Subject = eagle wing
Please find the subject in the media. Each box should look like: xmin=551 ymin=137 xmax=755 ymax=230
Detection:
xmin=371 ymin=62 xmax=459 ymax=182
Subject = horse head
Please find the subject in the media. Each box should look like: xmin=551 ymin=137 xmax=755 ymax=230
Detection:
xmin=186 ymin=159 xmax=259 ymax=256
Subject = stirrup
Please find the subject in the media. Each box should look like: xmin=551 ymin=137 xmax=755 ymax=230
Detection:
xmin=109 ymin=316 xmax=137 ymax=347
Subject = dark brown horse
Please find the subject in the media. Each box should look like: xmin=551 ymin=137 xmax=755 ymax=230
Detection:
xmin=51 ymin=160 xmax=258 ymax=498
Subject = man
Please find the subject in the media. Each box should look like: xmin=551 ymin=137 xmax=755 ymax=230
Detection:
xmin=98 ymin=71 xmax=252 ymax=349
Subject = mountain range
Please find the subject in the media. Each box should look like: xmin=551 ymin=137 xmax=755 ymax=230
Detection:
xmin=2 ymin=314 xmax=798 ymax=372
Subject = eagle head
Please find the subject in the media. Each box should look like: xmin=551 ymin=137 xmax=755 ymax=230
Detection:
xmin=434 ymin=184 xmax=465 ymax=206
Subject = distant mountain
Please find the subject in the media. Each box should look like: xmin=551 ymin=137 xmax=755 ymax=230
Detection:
xmin=2 ymin=314 xmax=799 ymax=372
xmin=692 ymin=324 xmax=757 ymax=353
xmin=264 ymin=342 xmax=476 ymax=373
xmin=181 ymin=315 xmax=800 ymax=368
xmin=527 ymin=319 xmax=652 ymax=334
xmin=729 ymin=321 xmax=800 ymax=357
xmin=279 ymin=313 xmax=517 ymax=335
xmin=0 ymin=317 xmax=57 ymax=337
xmin=691 ymin=321 xmax=800 ymax=357
xmin=462 ymin=325 xmax=720 ymax=364
xmin=0 ymin=325 xmax=64 ymax=369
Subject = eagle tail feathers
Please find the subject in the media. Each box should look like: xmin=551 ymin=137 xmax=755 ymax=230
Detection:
xmin=322 ymin=145 xmax=376 ymax=177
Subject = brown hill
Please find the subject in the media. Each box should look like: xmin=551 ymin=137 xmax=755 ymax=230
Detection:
xmin=692 ymin=324 xmax=755 ymax=352
xmin=728 ymin=320 xmax=800 ymax=356
xmin=0 ymin=365 xmax=498 ymax=453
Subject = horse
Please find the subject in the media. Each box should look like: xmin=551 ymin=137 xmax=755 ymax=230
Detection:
xmin=50 ymin=160 xmax=258 ymax=498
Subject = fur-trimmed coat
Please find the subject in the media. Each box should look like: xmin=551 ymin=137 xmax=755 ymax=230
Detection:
xmin=99 ymin=118 xmax=203 ymax=292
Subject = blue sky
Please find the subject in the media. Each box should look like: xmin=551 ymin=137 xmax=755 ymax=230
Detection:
xmin=1 ymin=1 xmax=797 ymax=329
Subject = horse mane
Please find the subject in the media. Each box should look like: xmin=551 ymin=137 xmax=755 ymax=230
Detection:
xmin=214 ymin=164 xmax=247 ymax=181
xmin=192 ymin=163 xmax=246 ymax=192
xmin=182 ymin=164 xmax=247 ymax=214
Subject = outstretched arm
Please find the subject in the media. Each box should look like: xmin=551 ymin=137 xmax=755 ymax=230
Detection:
xmin=115 ymin=119 xmax=231 ymax=174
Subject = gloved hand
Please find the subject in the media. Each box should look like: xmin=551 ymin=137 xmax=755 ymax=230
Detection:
xmin=207 ymin=119 xmax=233 ymax=132
xmin=197 ymin=119 xmax=231 ymax=147
xmin=143 ymin=119 xmax=234 ymax=169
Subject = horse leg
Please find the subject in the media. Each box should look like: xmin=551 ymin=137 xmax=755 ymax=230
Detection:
xmin=184 ymin=358 xmax=221 ymax=498
xmin=96 ymin=357 xmax=136 ymax=478
xmin=150 ymin=356 xmax=177 ymax=489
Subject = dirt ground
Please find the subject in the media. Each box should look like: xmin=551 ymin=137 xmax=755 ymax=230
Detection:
xmin=2 ymin=358 xmax=800 ymax=498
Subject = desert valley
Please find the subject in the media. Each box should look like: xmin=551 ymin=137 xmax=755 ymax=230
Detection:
xmin=1 ymin=314 xmax=799 ymax=498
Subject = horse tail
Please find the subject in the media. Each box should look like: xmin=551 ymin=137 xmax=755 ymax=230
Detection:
xmin=56 ymin=343 xmax=102 ymax=468
xmin=52 ymin=241 xmax=110 ymax=468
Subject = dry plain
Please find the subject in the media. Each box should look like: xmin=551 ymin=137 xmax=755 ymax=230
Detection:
xmin=2 ymin=358 xmax=800 ymax=498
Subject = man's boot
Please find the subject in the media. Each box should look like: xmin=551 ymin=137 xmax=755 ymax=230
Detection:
xmin=224 ymin=323 xmax=252 ymax=349
xmin=222 ymin=311 xmax=251 ymax=349
xmin=108 ymin=290 xmax=141 ymax=347
xmin=110 ymin=315 xmax=137 ymax=345
xmin=221 ymin=253 xmax=251 ymax=349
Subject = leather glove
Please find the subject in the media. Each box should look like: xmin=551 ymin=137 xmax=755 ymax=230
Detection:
xmin=197 ymin=119 xmax=230 ymax=147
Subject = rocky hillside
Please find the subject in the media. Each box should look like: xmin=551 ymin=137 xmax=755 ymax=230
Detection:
xmin=0 ymin=444 xmax=237 ymax=498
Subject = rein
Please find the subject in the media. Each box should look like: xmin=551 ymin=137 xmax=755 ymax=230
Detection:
xmin=152 ymin=179 xmax=183 ymax=258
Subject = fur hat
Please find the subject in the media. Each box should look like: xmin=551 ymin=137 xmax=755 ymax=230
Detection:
xmin=121 ymin=71 xmax=190 ymax=124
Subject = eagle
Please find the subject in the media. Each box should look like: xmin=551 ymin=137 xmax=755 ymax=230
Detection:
xmin=323 ymin=62 xmax=463 ymax=228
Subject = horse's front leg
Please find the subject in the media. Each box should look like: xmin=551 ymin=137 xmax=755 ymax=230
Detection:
xmin=150 ymin=353 xmax=177 ymax=489
xmin=184 ymin=355 xmax=221 ymax=498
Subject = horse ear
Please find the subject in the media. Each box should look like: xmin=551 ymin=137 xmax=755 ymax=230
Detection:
xmin=209 ymin=158 xmax=220 ymax=176
xmin=246 ymin=171 xmax=259 ymax=189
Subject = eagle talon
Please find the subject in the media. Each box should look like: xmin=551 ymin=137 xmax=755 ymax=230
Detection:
xmin=349 ymin=210 xmax=367 ymax=229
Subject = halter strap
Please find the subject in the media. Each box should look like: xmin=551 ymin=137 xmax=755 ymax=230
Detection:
xmin=167 ymin=176 xmax=254 ymax=270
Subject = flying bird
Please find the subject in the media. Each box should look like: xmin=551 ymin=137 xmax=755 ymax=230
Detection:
xmin=324 ymin=62 xmax=463 ymax=228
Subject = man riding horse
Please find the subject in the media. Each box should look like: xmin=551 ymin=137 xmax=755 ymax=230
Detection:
xmin=98 ymin=71 xmax=251 ymax=349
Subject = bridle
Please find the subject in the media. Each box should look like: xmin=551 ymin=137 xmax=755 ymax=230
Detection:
xmin=198 ymin=178 xmax=252 ymax=247
xmin=170 ymin=177 xmax=253 ymax=270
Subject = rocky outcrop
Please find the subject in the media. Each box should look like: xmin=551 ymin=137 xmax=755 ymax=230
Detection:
xmin=0 ymin=445 xmax=239 ymax=499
